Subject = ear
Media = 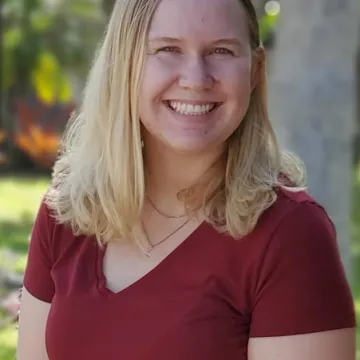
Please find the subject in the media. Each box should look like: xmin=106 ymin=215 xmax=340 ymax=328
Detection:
xmin=250 ymin=46 xmax=266 ymax=91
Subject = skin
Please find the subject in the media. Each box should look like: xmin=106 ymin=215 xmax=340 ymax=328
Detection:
xmin=140 ymin=0 xmax=262 ymax=211
xmin=139 ymin=0 xmax=255 ymax=155
xmin=17 ymin=0 xmax=356 ymax=358
xmin=17 ymin=287 xmax=50 ymax=360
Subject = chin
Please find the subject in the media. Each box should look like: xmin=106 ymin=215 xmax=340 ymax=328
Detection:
xmin=163 ymin=137 xmax=221 ymax=155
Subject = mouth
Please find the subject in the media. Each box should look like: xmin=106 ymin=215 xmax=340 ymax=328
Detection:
xmin=164 ymin=100 xmax=221 ymax=116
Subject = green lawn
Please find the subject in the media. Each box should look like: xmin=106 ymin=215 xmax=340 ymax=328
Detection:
xmin=0 ymin=176 xmax=50 ymax=358
xmin=0 ymin=172 xmax=359 ymax=359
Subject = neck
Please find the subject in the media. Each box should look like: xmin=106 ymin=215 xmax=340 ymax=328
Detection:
xmin=144 ymin=138 xmax=224 ymax=209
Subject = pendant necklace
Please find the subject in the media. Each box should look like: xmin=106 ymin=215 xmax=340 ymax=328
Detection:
xmin=142 ymin=217 xmax=192 ymax=257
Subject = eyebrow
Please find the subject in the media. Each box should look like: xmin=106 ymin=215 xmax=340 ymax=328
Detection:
xmin=212 ymin=38 xmax=244 ymax=47
xmin=148 ymin=36 xmax=244 ymax=47
xmin=148 ymin=36 xmax=180 ymax=43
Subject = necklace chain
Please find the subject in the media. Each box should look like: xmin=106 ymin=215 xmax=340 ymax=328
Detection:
xmin=146 ymin=194 xmax=187 ymax=219
xmin=143 ymin=217 xmax=192 ymax=257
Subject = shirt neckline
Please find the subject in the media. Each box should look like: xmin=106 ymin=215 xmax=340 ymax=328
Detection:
xmin=95 ymin=221 xmax=209 ymax=298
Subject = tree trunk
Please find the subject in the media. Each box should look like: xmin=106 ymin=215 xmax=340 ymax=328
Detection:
xmin=268 ymin=0 xmax=359 ymax=281
xmin=355 ymin=43 xmax=360 ymax=165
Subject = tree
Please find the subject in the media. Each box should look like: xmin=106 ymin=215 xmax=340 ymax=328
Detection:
xmin=2 ymin=0 xmax=105 ymax=99
xmin=268 ymin=0 xmax=359 ymax=280
xmin=1 ymin=0 xmax=106 ymax=169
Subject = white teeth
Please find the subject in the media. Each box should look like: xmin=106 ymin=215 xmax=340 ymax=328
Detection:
xmin=168 ymin=101 xmax=216 ymax=115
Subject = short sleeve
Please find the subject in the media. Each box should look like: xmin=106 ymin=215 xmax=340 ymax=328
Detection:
xmin=23 ymin=199 xmax=55 ymax=303
xmin=250 ymin=201 xmax=356 ymax=337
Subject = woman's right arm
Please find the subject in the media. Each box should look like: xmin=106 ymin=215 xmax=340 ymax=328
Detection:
xmin=17 ymin=287 xmax=51 ymax=360
xmin=17 ymin=199 xmax=56 ymax=360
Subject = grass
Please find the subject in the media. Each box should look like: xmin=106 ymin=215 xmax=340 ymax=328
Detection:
xmin=0 ymin=172 xmax=359 ymax=359
xmin=0 ymin=176 xmax=50 ymax=276
xmin=0 ymin=176 xmax=50 ymax=359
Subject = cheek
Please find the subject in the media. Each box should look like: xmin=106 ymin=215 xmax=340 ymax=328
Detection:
xmin=139 ymin=60 xmax=174 ymax=131
xmin=212 ymin=60 xmax=252 ymax=99
xmin=140 ymin=57 xmax=179 ymax=103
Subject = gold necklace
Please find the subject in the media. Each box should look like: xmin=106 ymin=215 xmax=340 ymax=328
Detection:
xmin=142 ymin=217 xmax=192 ymax=257
xmin=146 ymin=194 xmax=188 ymax=219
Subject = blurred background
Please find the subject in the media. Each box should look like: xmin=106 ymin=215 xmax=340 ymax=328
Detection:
xmin=0 ymin=0 xmax=359 ymax=358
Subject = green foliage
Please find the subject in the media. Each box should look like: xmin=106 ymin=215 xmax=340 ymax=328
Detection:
xmin=2 ymin=0 xmax=106 ymax=100
xmin=259 ymin=11 xmax=279 ymax=45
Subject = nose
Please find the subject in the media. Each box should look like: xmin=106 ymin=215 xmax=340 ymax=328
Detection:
xmin=178 ymin=56 xmax=214 ymax=91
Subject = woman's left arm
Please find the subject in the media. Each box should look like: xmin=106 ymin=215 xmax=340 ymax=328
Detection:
xmin=247 ymin=201 xmax=356 ymax=359
xmin=248 ymin=328 xmax=356 ymax=360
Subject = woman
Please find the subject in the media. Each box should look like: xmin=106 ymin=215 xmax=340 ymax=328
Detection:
xmin=17 ymin=0 xmax=356 ymax=359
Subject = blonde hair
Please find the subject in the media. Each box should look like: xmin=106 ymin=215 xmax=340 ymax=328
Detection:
xmin=46 ymin=0 xmax=306 ymax=245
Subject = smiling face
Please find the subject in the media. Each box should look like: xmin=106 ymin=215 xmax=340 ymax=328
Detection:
xmin=139 ymin=0 xmax=259 ymax=155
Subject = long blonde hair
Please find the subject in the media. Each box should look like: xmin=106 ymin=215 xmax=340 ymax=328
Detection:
xmin=46 ymin=0 xmax=306 ymax=245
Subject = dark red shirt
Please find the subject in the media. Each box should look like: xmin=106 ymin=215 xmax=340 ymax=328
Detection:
xmin=23 ymin=188 xmax=356 ymax=360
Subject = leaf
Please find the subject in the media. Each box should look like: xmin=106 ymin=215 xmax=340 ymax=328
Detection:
xmin=2 ymin=51 xmax=16 ymax=90
xmin=15 ymin=134 xmax=37 ymax=157
xmin=31 ymin=52 xmax=73 ymax=105
xmin=30 ymin=11 xmax=53 ymax=33
xmin=259 ymin=13 xmax=279 ymax=43
xmin=68 ymin=1 xmax=102 ymax=18
xmin=3 ymin=28 xmax=23 ymax=50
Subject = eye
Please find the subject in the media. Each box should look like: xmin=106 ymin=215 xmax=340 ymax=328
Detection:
xmin=212 ymin=48 xmax=233 ymax=55
xmin=158 ymin=46 xmax=180 ymax=53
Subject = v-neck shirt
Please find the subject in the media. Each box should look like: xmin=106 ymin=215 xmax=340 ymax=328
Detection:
xmin=23 ymin=188 xmax=356 ymax=360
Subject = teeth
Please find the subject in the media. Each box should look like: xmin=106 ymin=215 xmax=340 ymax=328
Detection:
xmin=168 ymin=101 xmax=216 ymax=115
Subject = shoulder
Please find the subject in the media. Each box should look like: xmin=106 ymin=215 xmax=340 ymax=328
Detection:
xmin=237 ymin=187 xmax=341 ymax=284
xmin=24 ymin=197 xmax=93 ymax=302
xmin=257 ymin=186 xmax=335 ymax=240
xmin=265 ymin=186 xmax=342 ymax=270
xmin=246 ymin=188 xmax=355 ymax=336
xmin=259 ymin=186 xmax=339 ymax=265
xmin=213 ymin=187 xmax=335 ymax=263
xmin=33 ymin=197 xmax=91 ymax=264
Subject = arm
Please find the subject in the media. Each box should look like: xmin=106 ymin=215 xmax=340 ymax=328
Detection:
xmin=17 ymin=287 xmax=51 ymax=360
xmin=247 ymin=200 xmax=356 ymax=359
xmin=16 ymin=200 xmax=56 ymax=359
xmin=248 ymin=328 xmax=356 ymax=360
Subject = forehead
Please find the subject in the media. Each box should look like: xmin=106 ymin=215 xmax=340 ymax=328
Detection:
xmin=149 ymin=0 xmax=249 ymax=41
